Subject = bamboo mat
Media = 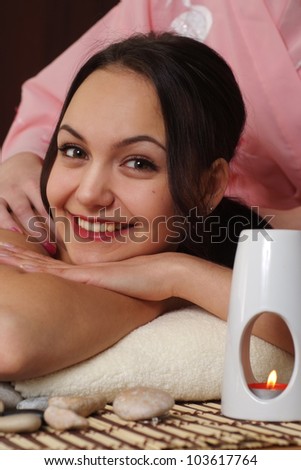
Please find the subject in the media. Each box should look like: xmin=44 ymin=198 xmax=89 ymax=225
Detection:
xmin=1 ymin=401 xmax=301 ymax=450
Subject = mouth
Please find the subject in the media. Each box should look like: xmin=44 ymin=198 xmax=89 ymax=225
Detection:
xmin=71 ymin=214 xmax=135 ymax=241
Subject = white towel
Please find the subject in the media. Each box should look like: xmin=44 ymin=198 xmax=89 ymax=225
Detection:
xmin=14 ymin=306 xmax=293 ymax=401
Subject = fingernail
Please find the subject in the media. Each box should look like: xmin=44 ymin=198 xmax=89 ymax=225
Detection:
xmin=42 ymin=241 xmax=57 ymax=256
xmin=0 ymin=242 xmax=15 ymax=248
xmin=10 ymin=226 xmax=23 ymax=234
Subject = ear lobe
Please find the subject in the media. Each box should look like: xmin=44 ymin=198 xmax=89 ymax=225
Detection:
xmin=203 ymin=158 xmax=229 ymax=213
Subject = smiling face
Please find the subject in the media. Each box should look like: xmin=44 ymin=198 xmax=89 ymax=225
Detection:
xmin=47 ymin=66 xmax=176 ymax=264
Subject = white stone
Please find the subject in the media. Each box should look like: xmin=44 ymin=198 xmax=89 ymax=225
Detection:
xmin=113 ymin=386 xmax=174 ymax=421
xmin=48 ymin=394 xmax=106 ymax=417
xmin=44 ymin=406 xmax=89 ymax=431
xmin=0 ymin=413 xmax=42 ymax=433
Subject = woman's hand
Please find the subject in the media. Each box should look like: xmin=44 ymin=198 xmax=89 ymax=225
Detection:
xmin=0 ymin=241 xmax=232 ymax=324
xmin=0 ymin=153 xmax=49 ymax=234
xmin=0 ymin=243 xmax=182 ymax=301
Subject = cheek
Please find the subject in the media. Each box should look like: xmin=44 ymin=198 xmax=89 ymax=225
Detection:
xmin=151 ymin=189 xmax=175 ymax=218
xmin=142 ymin=191 xmax=175 ymax=225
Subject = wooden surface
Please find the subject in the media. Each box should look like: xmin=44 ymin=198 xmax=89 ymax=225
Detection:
xmin=1 ymin=401 xmax=301 ymax=450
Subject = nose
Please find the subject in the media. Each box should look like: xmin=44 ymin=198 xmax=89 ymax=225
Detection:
xmin=75 ymin=162 xmax=115 ymax=209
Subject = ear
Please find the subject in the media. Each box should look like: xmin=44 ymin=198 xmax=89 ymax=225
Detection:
xmin=203 ymin=158 xmax=229 ymax=214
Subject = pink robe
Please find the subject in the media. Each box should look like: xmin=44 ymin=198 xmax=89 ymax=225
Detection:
xmin=2 ymin=0 xmax=301 ymax=209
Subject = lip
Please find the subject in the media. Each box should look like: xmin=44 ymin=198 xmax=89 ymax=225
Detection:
xmin=68 ymin=212 xmax=134 ymax=242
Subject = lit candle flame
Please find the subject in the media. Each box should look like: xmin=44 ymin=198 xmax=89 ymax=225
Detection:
xmin=267 ymin=369 xmax=277 ymax=389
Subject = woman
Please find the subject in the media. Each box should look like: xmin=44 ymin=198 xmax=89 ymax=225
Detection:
xmin=1 ymin=0 xmax=301 ymax=235
xmin=0 ymin=32 xmax=291 ymax=382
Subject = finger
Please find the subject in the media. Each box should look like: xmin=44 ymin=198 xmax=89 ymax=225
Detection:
xmin=18 ymin=263 xmax=83 ymax=277
xmin=0 ymin=244 xmax=60 ymax=266
xmin=8 ymin=200 xmax=47 ymax=236
xmin=0 ymin=242 xmax=44 ymax=257
xmin=26 ymin=189 xmax=49 ymax=219
xmin=0 ymin=198 xmax=23 ymax=233
xmin=0 ymin=253 xmax=26 ymax=269
xmin=13 ymin=262 xmax=103 ymax=283
xmin=0 ymin=250 xmax=66 ymax=272
xmin=2 ymin=182 xmax=48 ymax=234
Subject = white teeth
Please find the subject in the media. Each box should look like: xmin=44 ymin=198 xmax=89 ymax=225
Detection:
xmin=77 ymin=218 xmax=125 ymax=233
xmin=106 ymin=223 xmax=115 ymax=232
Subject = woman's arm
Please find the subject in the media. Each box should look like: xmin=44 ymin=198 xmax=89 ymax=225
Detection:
xmin=0 ymin=244 xmax=294 ymax=355
xmin=0 ymin=230 xmax=165 ymax=381
xmin=173 ymin=254 xmax=294 ymax=355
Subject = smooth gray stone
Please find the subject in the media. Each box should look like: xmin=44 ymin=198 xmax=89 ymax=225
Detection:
xmin=0 ymin=382 xmax=22 ymax=409
xmin=17 ymin=396 xmax=49 ymax=411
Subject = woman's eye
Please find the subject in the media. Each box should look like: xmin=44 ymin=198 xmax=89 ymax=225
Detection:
xmin=58 ymin=145 xmax=87 ymax=160
xmin=124 ymin=157 xmax=157 ymax=171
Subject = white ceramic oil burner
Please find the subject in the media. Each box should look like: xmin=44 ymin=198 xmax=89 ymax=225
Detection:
xmin=221 ymin=229 xmax=301 ymax=421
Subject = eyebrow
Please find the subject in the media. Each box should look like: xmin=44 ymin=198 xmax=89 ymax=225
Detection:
xmin=59 ymin=124 xmax=166 ymax=151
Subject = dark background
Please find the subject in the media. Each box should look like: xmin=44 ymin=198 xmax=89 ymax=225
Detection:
xmin=1 ymin=0 xmax=119 ymax=146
